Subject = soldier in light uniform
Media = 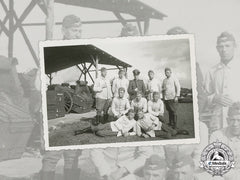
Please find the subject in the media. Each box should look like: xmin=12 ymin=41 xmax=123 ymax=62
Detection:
xmin=162 ymin=67 xmax=181 ymax=129
xmin=90 ymin=146 xmax=165 ymax=180
xmin=146 ymin=70 xmax=161 ymax=100
xmin=112 ymin=69 xmax=129 ymax=99
xmin=166 ymin=154 xmax=197 ymax=180
xmin=204 ymin=32 xmax=240 ymax=132
xmin=93 ymin=67 xmax=113 ymax=124
xmin=124 ymin=154 xmax=167 ymax=180
xmin=40 ymin=14 xmax=82 ymax=180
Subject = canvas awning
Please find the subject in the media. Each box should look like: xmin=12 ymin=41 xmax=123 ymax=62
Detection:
xmin=44 ymin=44 xmax=132 ymax=74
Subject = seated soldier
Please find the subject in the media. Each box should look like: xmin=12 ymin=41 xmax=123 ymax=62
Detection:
xmin=131 ymin=91 xmax=148 ymax=119
xmin=136 ymin=110 xmax=177 ymax=139
xmin=109 ymin=87 xmax=130 ymax=121
xmin=75 ymin=109 xmax=137 ymax=137
xmin=148 ymin=92 xmax=167 ymax=123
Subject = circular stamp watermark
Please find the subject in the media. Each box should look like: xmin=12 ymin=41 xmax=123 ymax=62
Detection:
xmin=200 ymin=141 xmax=234 ymax=176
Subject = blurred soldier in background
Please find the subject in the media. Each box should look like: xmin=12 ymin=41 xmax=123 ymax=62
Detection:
xmin=204 ymin=32 xmax=240 ymax=132
xmin=124 ymin=154 xmax=167 ymax=180
xmin=166 ymin=154 xmax=196 ymax=180
xmin=90 ymin=146 xmax=165 ymax=180
xmin=210 ymin=102 xmax=240 ymax=180
xmin=120 ymin=24 xmax=139 ymax=37
xmin=62 ymin=14 xmax=82 ymax=40
xmin=41 ymin=14 xmax=82 ymax=180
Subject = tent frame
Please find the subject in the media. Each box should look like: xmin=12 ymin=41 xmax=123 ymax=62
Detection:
xmin=0 ymin=0 xmax=164 ymax=83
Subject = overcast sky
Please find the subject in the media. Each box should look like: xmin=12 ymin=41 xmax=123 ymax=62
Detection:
xmin=0 ymin=0 xmax=240 ymax=87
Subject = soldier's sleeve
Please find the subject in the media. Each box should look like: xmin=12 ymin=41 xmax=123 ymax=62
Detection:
xmin=142 ymin=80 xmax=146 ymax=95
xmin=112 ymin=79 xmax=117 ymax=95
xmin=123 ymin=100 xmax=130 ymax=115
xmin=90 ymin=148 xmax=112 ymax=177
xmin=93 ymin=78 xmax=102 ymax=92
xmin=118 ymin=146 xmax=154 ymax=174
xmin=174 ymin=77 xmax=181 ymax=97
xmin=148 ymin=101 xmax=158 ymax=116
xmin=111 ymin=98 xmax=118 ymax=116
xmin=143 ymin=98 xmax=148 ymax=113
xmin=204 ymin=70 xmax=216 ymax=107
xmin=128 ymin=80 xmax=134 ymax=95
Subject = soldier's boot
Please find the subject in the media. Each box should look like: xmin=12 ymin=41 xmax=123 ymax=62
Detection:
xmin=154 ymin=130 xmax=172 ymax=139
xmin=40 ymin=171 xmax=55 ymax=180
xmin=74 ymin=126 xmax=92 ymax=135
xmin=99 ymin=114 xmax=107 ymax=124
xmin=161 ymin=123 xmax=177 ymax=136
xmin=173 ymin=114 xmax=177 ymax=129
xmin=92 ymin=115 xmax=100 ymax=126
xmin=64 ymin=168 xmax=81 ymax=180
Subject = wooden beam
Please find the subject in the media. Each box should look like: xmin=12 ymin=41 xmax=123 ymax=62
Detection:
xmin=0 ymin=19 xmax=9 ymax=36
xmin=0 ymin=0 xmax=8 ymax=13
xmin=113 ymin=11 xmax=127 ymax=26
xmin=13 ymin=0 xmax=37 ymax=32
xmin=0 ymin=13 xmax=10 ymax=35
xmin=36 ymin=0 xmax=48 ymax=15
xmin=21 ymin=19 xmax=143 ymax=26
xmin=45 ymin=0 xmax=55 ymax=40
xmin=8 ymin=0 xmax=14 ymax=58
xmin=144 ymin=18 xmax=150 ymax=35
xmin=10 ymin=10 xmax=39 ymax=66
xmin=136 ymin=20 xmax=143 ymax=36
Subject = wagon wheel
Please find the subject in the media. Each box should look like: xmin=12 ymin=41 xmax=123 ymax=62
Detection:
xmin=63 ymin=91 xmax=73 ymax=113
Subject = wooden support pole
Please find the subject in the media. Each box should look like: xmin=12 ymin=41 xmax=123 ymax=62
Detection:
xmin=95 ymin=56 xmax=99 ymax=78
xmin=45 ymin=0 xmax=54 ymax=40
xmin=113 ymin=12 xmax=127 ymax=26
xmin=8 ymin=0 xmax=14 ymax=58
xmin=136 ymin=20 xmax=143 ymax=36
xmin=144 ymin=18 xmax=150 ymax=35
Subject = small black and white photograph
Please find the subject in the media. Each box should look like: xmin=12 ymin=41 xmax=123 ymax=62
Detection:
xmin=40 ymin=35 xmax=199 ymax=150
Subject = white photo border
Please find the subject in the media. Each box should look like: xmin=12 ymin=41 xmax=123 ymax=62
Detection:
xmin=39 ymin=34 xmax=200 ymax=151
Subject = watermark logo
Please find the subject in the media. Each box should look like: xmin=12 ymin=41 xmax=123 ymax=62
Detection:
xmin=200 ymin=141 xmax=234 ymax=176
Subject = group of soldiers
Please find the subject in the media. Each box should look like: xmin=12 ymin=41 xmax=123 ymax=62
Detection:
xmin=39 ymin=13 xmax=240 ymax=180
xmin=75 ymin=65 xmax=186 ymax=139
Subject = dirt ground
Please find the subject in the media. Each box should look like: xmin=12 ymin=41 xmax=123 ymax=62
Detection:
xmin=49 ymin=103 xmax=195 ymax=147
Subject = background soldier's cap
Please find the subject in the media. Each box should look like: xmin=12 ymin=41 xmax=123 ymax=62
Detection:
xmin=217 ymin=31 xmax=236 ymax=44
xmin=144 ymin=155 xmax=167 ymax=170
xmin=171 ymin=154 xmax=194 ymax=169
xmin=165 ymin=67 xmax=172 ymax=72
xmin=62 ymin=15 xmax=81 ymax=28
xmin=228 ymin=102 xmax=240 ymax=116
xmin=100 ymin=67 xmax=107 ymax=72
xmin=148 ymin=70 xmax=154 ymax=74
xmin=120 ymin=24 xmax=139 ymax=37
xmin=133 ymin=69 xmax=140 ymax=75
xmin=167 ymin=26 xmax=188 ymax=35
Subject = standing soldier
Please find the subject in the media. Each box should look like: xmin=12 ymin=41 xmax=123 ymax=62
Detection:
xmin=41 ymin=14 xmax=82 ymax=180
xmin=128 ymin=69 xmax=146 ymax=101
xmin=146 ymin=70 xmax=161 ymax=100
xmin=93 ymin=67 xmax=112 ymax=124
xmin=162 ymin=67 xmax=181 ymax=129
xmin=204 ymin=32 xmax=240 ymax=131
xmin=112 ymin=69 xmax=129 ymax=99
